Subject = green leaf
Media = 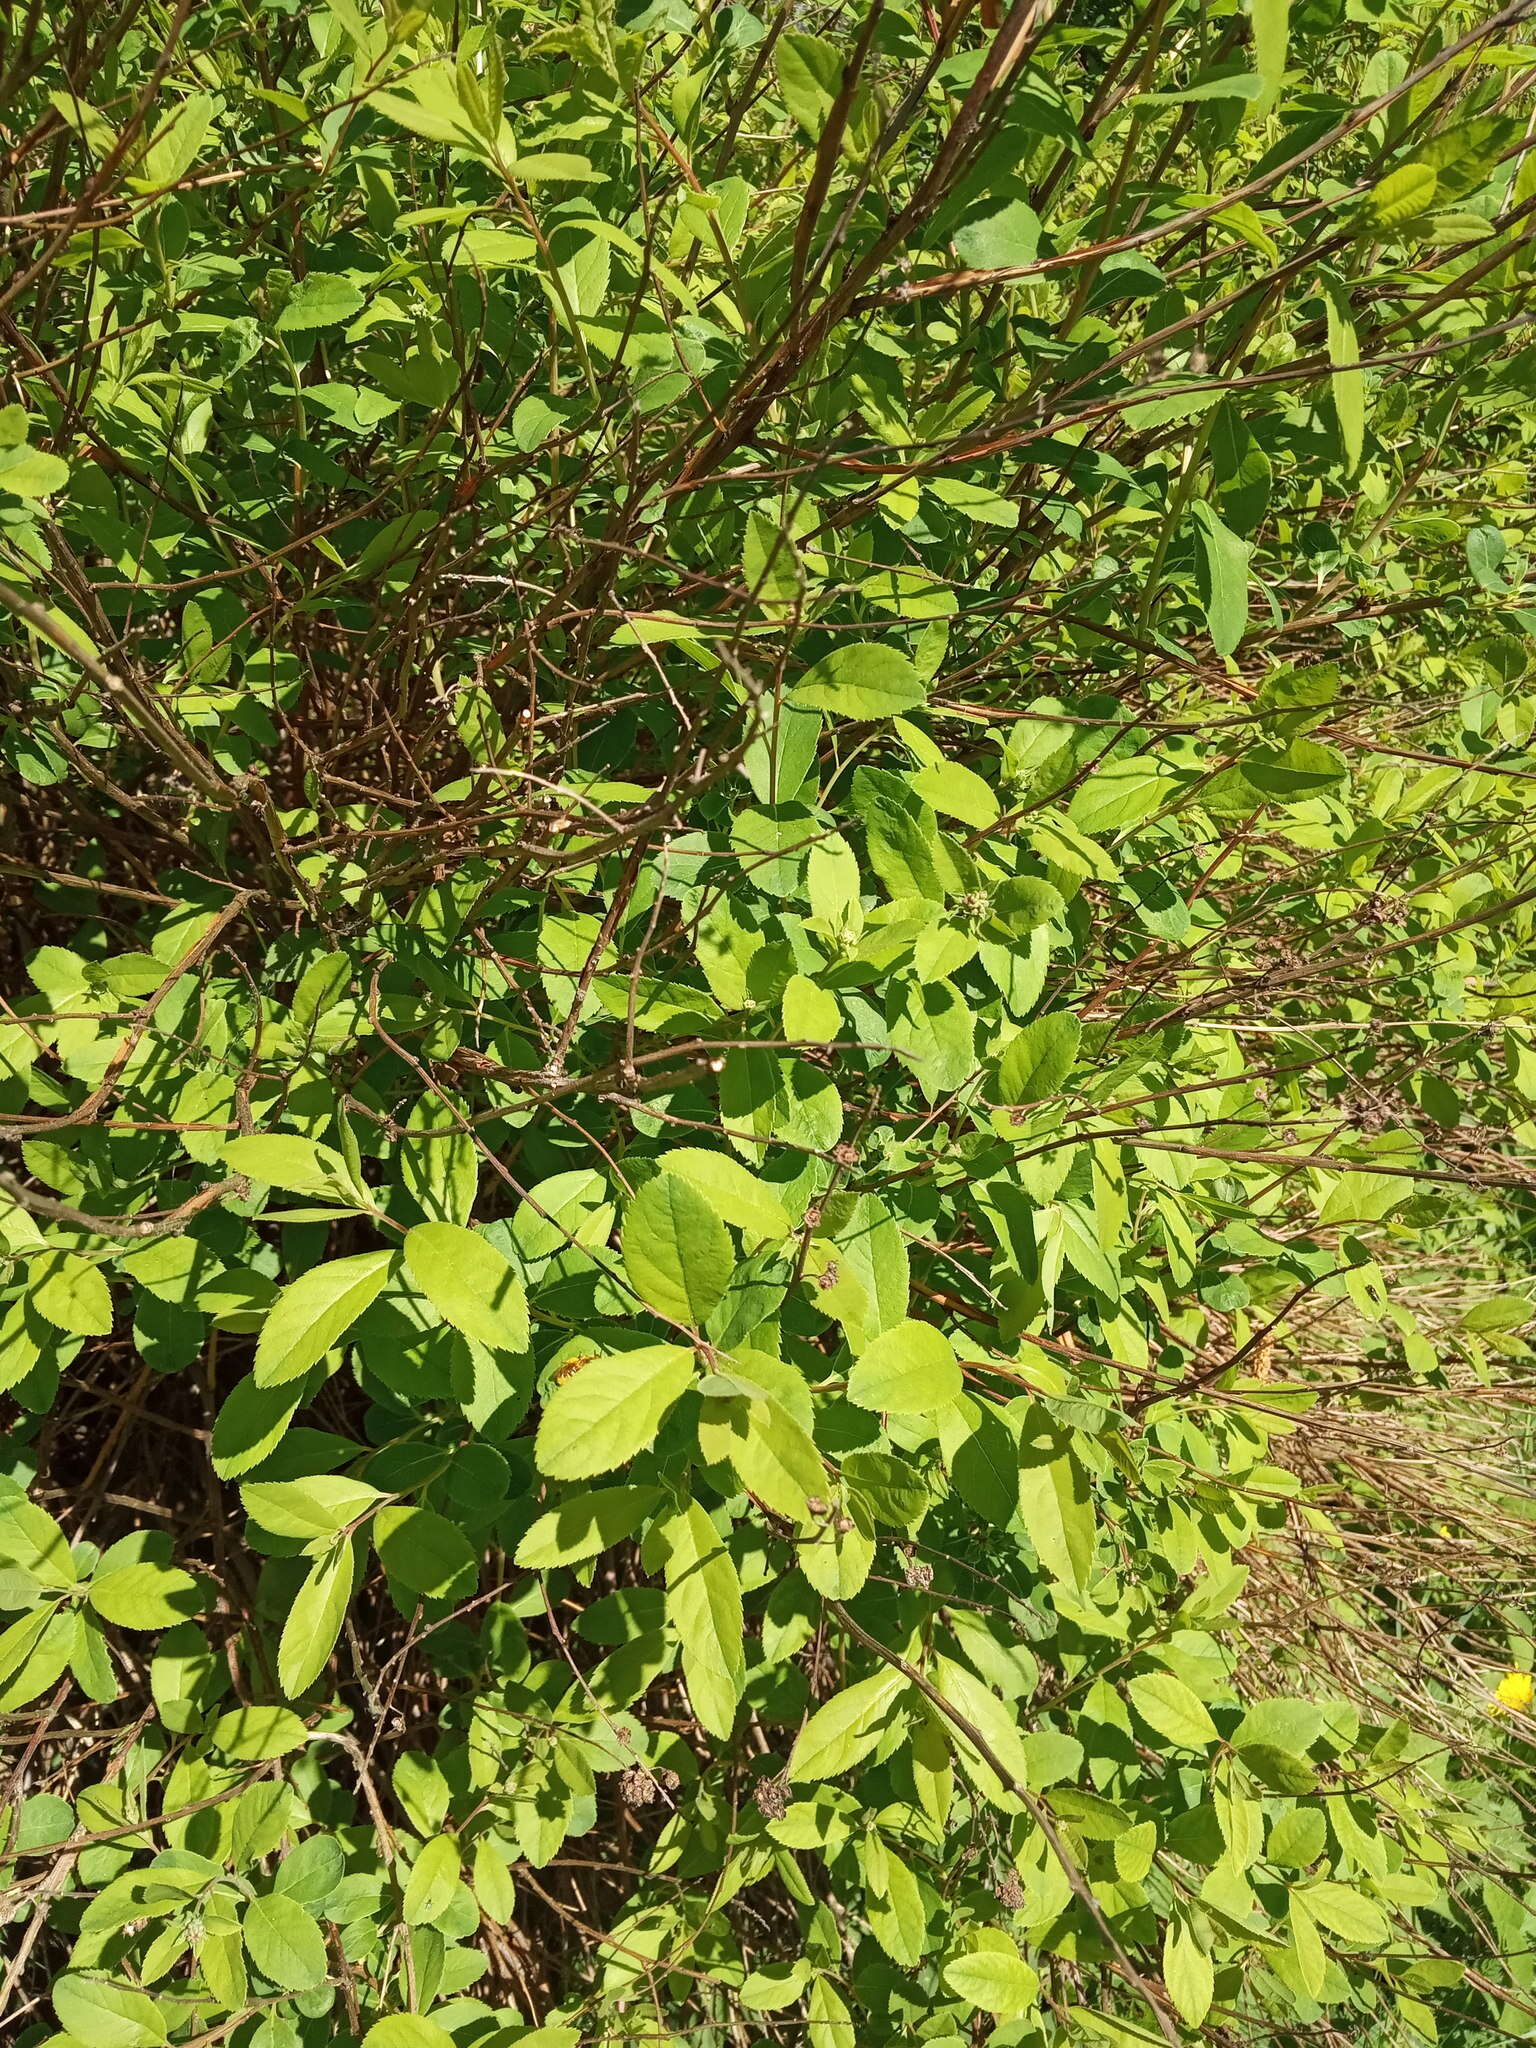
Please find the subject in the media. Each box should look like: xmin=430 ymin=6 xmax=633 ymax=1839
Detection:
xmin=1239 ymin=1740 xmax=1319 ymax=1795
xmin=88 ymin=1561 xmax=204 ymax=1630
xmin=1366 ymin=160 xmax=1439 ymax=228
xmin=534 ymin=1345 xmax=695 ymax=1479
xmin=53 ymin=1975 xmax=169 ymax=2048
xmin=472 ymin=1836 xmax=517 ymax=1923
xmin=253 ymin=1251 xmax=393 ymax=1386
xmin=790 ymin=643 xmax=928 ymax=721
xmin=0 ymin=1492 xmax=75 ymax=1586
xmin=514 ymin=1485 xmax=663 ymax=1568
xmin=290 ymin=951 xmax=350 ymax=1029
xmin=743 ymin=505 xmax=806 ymax=618
xmin=1163 ymin=1913 xmax=1214 ymax=2026
xmin=276 ymin=274 xmax=364 ymax=332
xmin=241 ymin=1889 xmax=329 ymax=1989
xmin=0 ymin=446 xmax=70 ymax=500
xmin=362 ymin=2021 xmax=457 ymax=2048
xmin=242 ymin=1475 xmax=384 ymax=1542
xmin=1288 ymin=1894 xmax=1328 ymax=1999
xmin=949 ymin=1400 xmax=1021 ymax=1529
xmin=1017 ymin=1409 xmax=1095 ymax=1590
xmin=223 ymin=1133 xmax=361 ymax=1201
xmin=1322 ymin=274 xmax=1365 ymax=474
xmin=932 ymin=1654 xmax=1035 ymax=1810
xmin=889 ymin=978 xmax=975 ymax=1101
xmin=1139 ymin=71 xmax=1266 ymax=105
xmin=1267 ymin=1805 xmax=1327 ymax=1868
xmin=808 ymin=1974 xmax=855 ymax=2048
xmin=909 ymin=753 xmax=1002 ymax=826
xmin=741 ymin=1958 xmax=816 ymax=2009
xmin=847 ymin=1319 xmax=962 ymax=1414
xmin=1189 ymin=499 xmax=1251 ymax=656
xmin=1068 ymin=758 xmax=1175 ymax=835
xmin=951 ymin=200 xmax=1041 ymax=273
xmin=657 ymin=1148 xmax=792 ymax=1241
xmin=404 ymin=1221 xmax=529 ymax=1352
xmin=788 ymin=1668 xmax=908 ymax=1781
xmin=137 ymin=92 xmax=215 ymax=187
xmin=696 ymin=1392 xmax=825 ymax=1523
xmin=997 ymin=1011 xmax=1080 ymax=1104
xmin=211 ymin=1373 xmax=311 ymax=1480
xmin=273 ymin=1832 xmax=345 ymax=1907
xmin=1246 ymin=0 xmax=1290 ymax=112
xmin=278 ymin=1541 xmax=357 ymax=1696
xmin=849 ymin=768 xmax=945 ymax=901
xmin=776 ymin=32 xmax=844 ymax=140
xmin=659 ymin=1499 xmax=744 ymax=1739
xmin=865 ymin=1844 xmax=929 ymax=1965
xmin=1128 ymin=1670 xmax=1220 ymax=1750
xmin=374 ymin=1505 xmax=477 ymax=1598
xmin=623 ymin=1173 xmax=734 ymax=1325
xmin=403 ymin=1832 xmax=461 ymax=1925
xmin=1304 ymin=1879 xmax=1390 ymax=1945
xmin=28 ymin=1249 xmax=113 ymax=1336
xmin=942 ymin=1947 xmax=1041 ymax=2017
xmin=208 ymin=1703 xmax=308 ymax=1760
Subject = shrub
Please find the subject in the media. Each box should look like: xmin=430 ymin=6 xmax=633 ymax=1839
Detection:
xmin=3 ymin=1 xmax=1536 ymax=2045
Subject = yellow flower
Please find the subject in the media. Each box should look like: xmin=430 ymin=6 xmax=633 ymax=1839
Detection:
xmin=1495 ymin=1671 xmax=1534 ymax=1714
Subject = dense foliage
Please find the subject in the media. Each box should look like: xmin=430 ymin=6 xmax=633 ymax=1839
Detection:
xmin=4 ymin=0 xmax=1536 ymax=2044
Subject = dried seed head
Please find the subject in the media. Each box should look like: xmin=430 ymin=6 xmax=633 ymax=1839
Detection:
xmin=619 ymin=1765 xmax=656 ymax=1807
xmin=754 ymin=1773 xmax=792 ymax=1820
xmin=996 ymin=1871 xmax=1026 ymax=1911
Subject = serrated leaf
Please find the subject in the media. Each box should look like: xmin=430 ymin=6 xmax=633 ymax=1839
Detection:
xmin=534 ymin=1345 xmax=695 ymax=1479
xmin=847 ymin=1319 xmax=961 ymax=1414
xmin=28 ymin=1249 xmax=113 ymax=1336
xmin=1128 ymin=1670 xmax=1220 ymax=1750
xmin=53 ymin=1974 xmax=169 ymax=2048
xmin=697 ymin=1393 xmax=824 ymax=1522
xmin=1190 ymin=498 xmax=1251 ymax=656
xmin=623 ymin=1173 xmax=733 ymax=1325
xmin=997 ymin=1010 xmax=1080 ymax=1104
xmin=1322 ymin=274 xmax=1364 ymax=474
xmin=403 ymin=1221 xmax=529 ymax=1351
xmin=1367 ymin=160 xmax=1439 ymax=227
xmin=776 ymin=32 xmax=844 ymax=139
xmin=208 ymin=1703 xmax=307 ymax=1760
xmin=514 ymin=1485 xmax=663 ymax=1568
xmin=659 ymin=1498 xmax=744 ymax=1739
xmin=278 ymin=1541 xmax=357 ymax=1696
xmin=362 ymin=2022 xmax=456 ymax=2048
xmin=403 ymin=1832 xmax=460 ymax=1925
xmin=1163 ymin=1914 xmax=1214 ymax=2026
xmin=276 ymin=273 xmax=364 ymax=332
xmin=1246 ymin=0 xmax=1290 ymax=113
xmin=242 ymin=1889 xmax=328 ymax=1989
xmin=1017 ymin=1408 xmax=1095 ymax=1590
xmin=373 ymin=1505 xmax=476 ymax=1598
xmin=253 ymin=1251 xmax=392 ymax=1387
xmin=790 ymin=643 xmax=927 ymax=721
xmin=942 ymin=1948 xmax=1041 ymax=2016
xmin=89 ymin=1561 xmax=204 ymax=1630
xmin=788 ymin=1668 xmax=908 ymax=1781
xmin=241 ymin=1475 xmax=384 ymax=1541
xmin=657 ymin=1148 xmax=791 ymax=1242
